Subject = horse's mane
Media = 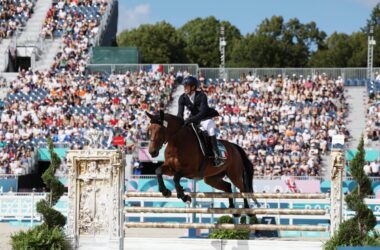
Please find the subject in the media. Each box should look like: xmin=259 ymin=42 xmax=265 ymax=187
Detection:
xmin=164 ymin=113 xmax=184 ymax=125
xmin=150 ymin=112 xmax=184 ymax=126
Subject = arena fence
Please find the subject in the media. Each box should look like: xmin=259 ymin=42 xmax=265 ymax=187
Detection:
xmin=199 ymin=67 xmax=380 ymax=84
xmin=86 ymin=63 xmax=199 ymax=76
xmin=85 ymin=65 xmax=380 ymax=87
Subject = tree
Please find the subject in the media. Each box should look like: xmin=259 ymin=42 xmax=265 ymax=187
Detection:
xmin=309 ymin=31 xmax=367 ymax=67
xmin=347 ymin=32 xmax=367 ymax=67
xmin=362 ymin=3 xmax=380 ymax=67
xmin=179 ymin=16 xmax=242 ymax=67
xmin=117 ymin=21 xmax=186 ymax=63
xmin=324 ymin=137 xmax=380 ymax=249
xmin=309 ymin=33 xmax=353 ymax=67
xmin=230 ymin=16 xmax=326 ymax=67
xmin=11 ymin=138 xmax=68 ymax=250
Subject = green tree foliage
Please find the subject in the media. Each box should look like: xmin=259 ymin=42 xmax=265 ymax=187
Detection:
xmin=366 ymin=4 xmax=380 ymax=67
xmin=117 ymin=21 xmax=186 ymax=63
xmin=11 ymin=224 xmax=70 ymax=250
xmin=309 ymin=32 xmax=367 ymax=67
xmin=12 ymin=138 xmax=68 ymax=249
xmin=179 ymin=16 xmax=242 ymax=67
xmin=229 ymin=16 xmax=326 ymax=67
xmin=115 ymin=4 xmax=380 ymax=67
xmin=324 ymin=137 xmax=379 ymax=250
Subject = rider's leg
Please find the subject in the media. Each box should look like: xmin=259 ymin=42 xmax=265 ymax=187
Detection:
xmin=200 ymin=119 xmax=224 ymax=166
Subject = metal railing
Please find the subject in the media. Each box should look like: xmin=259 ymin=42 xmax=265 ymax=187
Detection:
xmin=85 ymin=66 xmax=380 ymax=87
xmin=92 ymin=0 xmax=116 ymax=46
xmin=86 ymin=63 xmax=199 ymax=76
xmin=199 ymin=67 xmax=380 ymax=83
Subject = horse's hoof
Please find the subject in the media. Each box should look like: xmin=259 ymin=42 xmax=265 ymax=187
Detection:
xmin=162 ymin=189 xmax=172 ymax=198
xmin=182 ymin=195 xmax=192 ymax=204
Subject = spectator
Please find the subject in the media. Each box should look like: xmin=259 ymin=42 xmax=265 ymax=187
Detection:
xmin=364 ymin=161 xmax=372 ymax=176
xmin=371 ymin=160 xmax=379 ymax=177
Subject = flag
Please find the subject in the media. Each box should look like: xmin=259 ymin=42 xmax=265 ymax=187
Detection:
xmin=152 ymin=64 xmax=163 ymax=73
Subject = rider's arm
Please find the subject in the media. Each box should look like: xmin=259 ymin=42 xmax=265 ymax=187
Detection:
xmin=177 ymin=94 xmax=185 ymax=119
xmin=186 ymin=93 xmax=207 ymax=123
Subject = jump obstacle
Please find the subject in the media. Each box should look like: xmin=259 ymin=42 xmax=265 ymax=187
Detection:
xmin=123 ymin=149 xmax=345 ymax=236
xmin=124 ymin=191 xmax=331 ymax=232
xmin=66 ymin=149 xmax=344 ymax=249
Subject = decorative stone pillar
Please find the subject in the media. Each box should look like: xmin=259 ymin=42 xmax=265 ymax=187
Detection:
xmin=66 ymin=150 xmax=125 ymax=249
xmin=330 ymin=149 xmax=344 ymax=235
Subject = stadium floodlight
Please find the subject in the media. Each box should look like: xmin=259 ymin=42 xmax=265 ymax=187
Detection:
xmin=367 ymin=17 xmax=380 ymax=81
xmin=219 ymin=26 xmax=227 ymax=80
xmin=367 ymin=24 xmax=376 ymax=81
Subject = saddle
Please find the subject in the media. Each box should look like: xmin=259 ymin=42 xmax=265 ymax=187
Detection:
xmin=189 ymin=124 xmax=228 ymax=178
xmin=190 ymin=124 xmax=228 ymax=159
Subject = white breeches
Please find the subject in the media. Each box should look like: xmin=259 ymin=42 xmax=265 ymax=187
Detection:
xmin=200 ymin=119 xmax=216 ymax=136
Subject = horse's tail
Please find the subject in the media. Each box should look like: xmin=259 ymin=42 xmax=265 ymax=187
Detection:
xmin=233 ymin=144 xmax=253 ymax=192
xmin=233 ymin=143 xmax=261 ymax=207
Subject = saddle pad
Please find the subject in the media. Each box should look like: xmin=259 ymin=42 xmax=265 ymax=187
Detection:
xmin=217 ymin=140 xmax=229 ymax=159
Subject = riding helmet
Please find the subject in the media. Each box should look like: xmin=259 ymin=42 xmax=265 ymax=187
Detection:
xmin=182 ymin=76 xmax=199 ymax=88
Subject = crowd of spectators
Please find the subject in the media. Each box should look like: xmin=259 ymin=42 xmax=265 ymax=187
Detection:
xmin=41 ymin=0 xmax=106 ymax=39
xmin=0 ymin=0 xmax=351 ymax=178
xmin=0 ymin=0 xmax=35 ymax=39
xmin=366 ymin=91 xmax=380 ymax=142
xmin=0 ymin=0 xmax=115 ymax=174
xmin=363 ymin=160 xmax=380 ymax=177
xmin=199 ymin=73 xmax=348 ymax=177
xmin=1 ymin=67 xmax=181 ymax=170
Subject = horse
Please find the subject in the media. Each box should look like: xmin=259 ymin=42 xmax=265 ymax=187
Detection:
xmin=145 ymin=110 xmax=257 ymax=213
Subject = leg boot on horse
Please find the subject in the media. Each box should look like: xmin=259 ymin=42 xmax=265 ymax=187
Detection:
xmin=155 ymin=165 xmax=171 ymax=198
xmin=174 ymin=173 xmax=191 ymax=204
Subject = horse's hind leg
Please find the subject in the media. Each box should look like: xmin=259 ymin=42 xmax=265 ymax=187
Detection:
xmin=204 ymin=174 xmax=239 ymax=217
xmin=173 ymin=173 xmax=191 ymax=204
xmin=155 ymin=165 xmax=171 ymax=198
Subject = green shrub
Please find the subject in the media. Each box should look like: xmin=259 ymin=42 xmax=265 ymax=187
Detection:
xmin=208 ymin=215 xmax=250 ymax=240
xmin=324 ymin=137 xmax=379 ymax=249
xmin=11 ymin=138 xmax=69 ymax=249
xmin=11 ymin=224 xmax=70 ymax=250
xmin=240 ymin=215 xmax=259 ymax=225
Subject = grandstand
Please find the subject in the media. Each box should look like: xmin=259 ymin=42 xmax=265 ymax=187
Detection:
xmin=0 ymin=2 xmax=377 ymax=250
xmin=0 ymin=1 xmax=378 ymax=246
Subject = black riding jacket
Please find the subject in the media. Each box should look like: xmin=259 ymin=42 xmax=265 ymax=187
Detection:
xmin=177 ymin=91 xmax=219 ymax=124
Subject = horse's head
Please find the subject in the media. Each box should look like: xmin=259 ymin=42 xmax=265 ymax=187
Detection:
xmin=146 ymin=110 xmax=167 ymax=158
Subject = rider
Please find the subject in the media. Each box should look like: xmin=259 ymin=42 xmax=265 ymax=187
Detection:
xmin=177 ymin=76 xmax=224 ymax=167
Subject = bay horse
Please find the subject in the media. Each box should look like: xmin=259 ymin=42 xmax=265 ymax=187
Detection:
xmin=145 ymin=110 xmax=257 ymax=212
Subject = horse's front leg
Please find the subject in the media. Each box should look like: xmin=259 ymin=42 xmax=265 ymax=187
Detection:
xmin=173 ymin=172 xmax=192 ymax=204
xmin=155 ymin=165 xmax=172 ymax=197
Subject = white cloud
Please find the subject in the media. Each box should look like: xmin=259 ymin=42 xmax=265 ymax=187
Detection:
xmin=118 ymin=3 xmax=151 ymax=33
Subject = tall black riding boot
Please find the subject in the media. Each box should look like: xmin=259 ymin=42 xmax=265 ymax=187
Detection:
xmin=210 ymin=135 xmax=224 ymax=167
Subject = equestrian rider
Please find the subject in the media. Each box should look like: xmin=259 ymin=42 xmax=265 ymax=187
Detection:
xmin=177 ymin=76 xmax=224 ymax=167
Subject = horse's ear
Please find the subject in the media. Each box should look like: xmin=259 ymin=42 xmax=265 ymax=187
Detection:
xmin=145 ymin=111 xmax=154 ymax=120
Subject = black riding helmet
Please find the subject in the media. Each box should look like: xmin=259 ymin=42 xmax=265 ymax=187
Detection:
xmin=182 ymin=76 xmax=199 ymax=88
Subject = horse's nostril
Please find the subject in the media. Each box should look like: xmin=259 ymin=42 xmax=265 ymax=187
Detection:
xmin=149 ymin=150 xmax=157 ymax=157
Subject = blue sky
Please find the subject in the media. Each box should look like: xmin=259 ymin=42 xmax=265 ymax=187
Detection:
xmin=118 ymin=0 xmax=378 ymax=35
